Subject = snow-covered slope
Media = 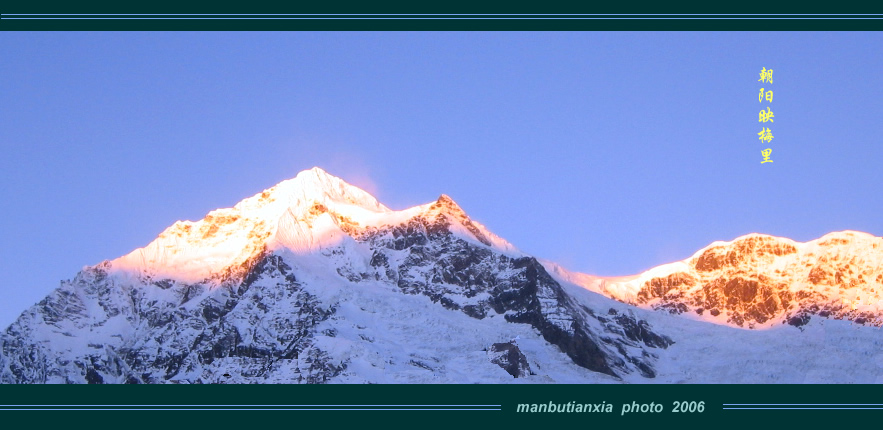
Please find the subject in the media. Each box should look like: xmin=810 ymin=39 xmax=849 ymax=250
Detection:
xmin=111 ymin=168 xmax=518 ymax=284
xmin=2 ymin=168 xmax=882 ymax=384
xmin=549 ymin=231 xmax=883 ymax=329
xmin=0 ymin=168 xmax=670 ymax=383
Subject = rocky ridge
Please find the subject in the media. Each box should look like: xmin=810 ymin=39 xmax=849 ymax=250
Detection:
xmin=0 ymin=168 xmax=672 ymax=383
xmin=551 ymin=232 xmax=883 ymax=329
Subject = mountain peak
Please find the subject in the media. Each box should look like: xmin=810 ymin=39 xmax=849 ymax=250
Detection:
xmin=109 ymin=168 xmax=389 ymax=283
xmin=429 ymin=194 xmax=464 ymax=215
xmin=256 ymin=167 xmax=389 ymax=214
xmin=306 ymin=165 xmax=330 ymax=175
xmin=108 ymin=168 xmax=522 ymax=283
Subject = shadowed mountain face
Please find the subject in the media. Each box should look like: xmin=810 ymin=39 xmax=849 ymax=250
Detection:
xmin=0 ymin=168 xmax=671 ymax=384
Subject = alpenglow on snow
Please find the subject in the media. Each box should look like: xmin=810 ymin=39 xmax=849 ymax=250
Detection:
xmin=2 ymin=167 xmax=882 ymax=384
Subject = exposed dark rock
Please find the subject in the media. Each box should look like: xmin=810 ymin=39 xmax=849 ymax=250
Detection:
xmin=366 ymin=219 xmax=670 ymax=379
xmin=694 ymin=237 xmax=797 ymax=272
xmin=487 ymin=342 xmax=532 ymax=378
xmin=0 ymin=253 xmax=341 ymax=384
xmin=787 ymin=313 xmax=811 ymax=327
xmin=639 ymin=272 xmax=696 ymax=302
xmin=0 ymin=194 xmax=674 ymax=383
xmin=612 ymin=314 xmax=674 ymax=349
xmin=85 ymin=367 xmax=104 ymax=384
xmin=409 ymin=360 xmax=434 ymax=371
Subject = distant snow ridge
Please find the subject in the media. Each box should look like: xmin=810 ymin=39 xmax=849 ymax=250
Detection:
xmin=549 ymin=231 xmax=883 ymax=329
xmin=0 ymin=167 xmax=671 ymax=384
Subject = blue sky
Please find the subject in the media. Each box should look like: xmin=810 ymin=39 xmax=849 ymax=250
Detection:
xmin=1 ymin=32 xmax=882 ymax=327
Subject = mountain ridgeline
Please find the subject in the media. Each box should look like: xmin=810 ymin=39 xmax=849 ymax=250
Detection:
xmin=2 ymin=167 xmax=881 ymax=384
xmin=0 ymin=168 xmax=671 ymax=383
xmin=553 ymin=232 xmax=883 ymax=330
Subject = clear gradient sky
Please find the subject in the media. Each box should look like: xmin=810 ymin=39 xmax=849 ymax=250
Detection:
xmin=1 ymin=32 xmax=882 ymax=328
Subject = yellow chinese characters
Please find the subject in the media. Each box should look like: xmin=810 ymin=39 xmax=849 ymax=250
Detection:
xmin=758 ymin=67 xmax=773 ymax=84
xmin=758 ymin=107 xmax=774 ymax=123
xmin=758 ymin=127 xmax=773 ymax=143
xmin=757 ymin=67 xmax=775 ymax=164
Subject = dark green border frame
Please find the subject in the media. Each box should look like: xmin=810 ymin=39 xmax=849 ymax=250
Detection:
xmin=3 ymin=16 xmax=883 ymax=31
xmin=4 ymin=0 xmax=883 ymax=30
xmin=1 ymin=384 xmax=880 ymax=428
xmin=2 ymin=2 xmax=882 ymax=428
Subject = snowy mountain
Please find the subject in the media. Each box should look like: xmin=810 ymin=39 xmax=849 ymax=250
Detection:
xmin=0 ymin=168 xmax=671 ymax=383
xmin=548 ymin=232 xmax=883 ymax=329
xmin=2 ymin=168 xmax=882 ymax=384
